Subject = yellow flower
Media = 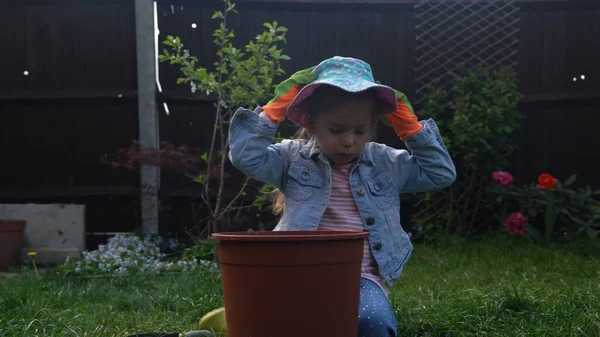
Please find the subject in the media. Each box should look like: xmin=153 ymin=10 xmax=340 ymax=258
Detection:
xmin=27 ymin=251 xmax=37 ymax=257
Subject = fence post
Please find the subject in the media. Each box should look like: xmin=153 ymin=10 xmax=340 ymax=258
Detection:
xmin=135 ymin=0 xmax=159 ymax=235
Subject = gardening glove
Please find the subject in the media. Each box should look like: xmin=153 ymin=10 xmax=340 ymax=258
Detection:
xmin=180 ymin=331 xmax=216 ymax=337
xmin=262 ymin=66 xmax=318 ymax=123
xmin=197 ymin=307 xmax=227 ymax=337
xmin=380 ymin=89 xmax=423 ymax=140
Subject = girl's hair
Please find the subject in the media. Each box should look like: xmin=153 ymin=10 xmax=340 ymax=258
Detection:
xmin=270 ymin=85 xmax=383 ymax=215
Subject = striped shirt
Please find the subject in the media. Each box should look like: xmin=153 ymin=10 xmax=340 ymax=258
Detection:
xmin=318 ymin=163 xmax=388 ymax=296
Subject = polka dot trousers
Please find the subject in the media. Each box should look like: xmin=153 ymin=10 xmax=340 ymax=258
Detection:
xmin=358 ymin=278 xmax=397 ymax=337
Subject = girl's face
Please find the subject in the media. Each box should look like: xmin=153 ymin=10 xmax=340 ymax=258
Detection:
xmin=311 ymin=99 xmax=377 ymax=166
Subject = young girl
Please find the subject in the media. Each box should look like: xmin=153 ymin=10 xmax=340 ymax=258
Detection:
xmin=201 ymin=56 xmax=456 ymax=337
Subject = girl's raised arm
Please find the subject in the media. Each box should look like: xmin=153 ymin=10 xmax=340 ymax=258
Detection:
xmin=228 ymin=106 xmax=294 ymax=189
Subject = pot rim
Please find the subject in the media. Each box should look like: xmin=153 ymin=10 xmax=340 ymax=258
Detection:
xmin=0 ymin=220 xmax=26 ymax=231
xmin=212 ymin=230 xmax=368 ymax=242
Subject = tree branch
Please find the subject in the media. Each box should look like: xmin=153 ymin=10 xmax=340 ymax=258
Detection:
xmin=218 ymin=176 xmax=251 ymax=223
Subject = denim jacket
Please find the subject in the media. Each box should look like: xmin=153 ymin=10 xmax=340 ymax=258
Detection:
xmin=228 ymin=107 xmax=456 ymax=285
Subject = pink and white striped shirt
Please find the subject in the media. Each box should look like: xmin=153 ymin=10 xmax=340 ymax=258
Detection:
xmin=318 ymin=163 xmax=388 ymax=296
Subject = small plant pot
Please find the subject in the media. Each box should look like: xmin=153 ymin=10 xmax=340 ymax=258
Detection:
xmin=126 ymin=333 xmax=180 ymax=337
xmin=0 ymin=220 xmax=26 ymax=271
xmin=212 ymin=230 xmax=369 ymax=337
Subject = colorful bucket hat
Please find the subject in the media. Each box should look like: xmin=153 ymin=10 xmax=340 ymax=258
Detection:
xmin=286 ymin=56 xmax=398 ymax=127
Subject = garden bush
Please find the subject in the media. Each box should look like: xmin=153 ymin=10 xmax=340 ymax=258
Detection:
xmin=412 ymin=65 xmax=524 ymax=241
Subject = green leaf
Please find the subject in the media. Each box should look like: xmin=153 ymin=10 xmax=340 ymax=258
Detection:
xmin=525 ymin=224 xmax=543 ymax=244
xmin=562 ymin=174 xmax=577 ymax=188
xmin=193 ymin=175 xmax=207 ymax=185
xmin=568 ymin=215 xmax=586 ymax=226
xmin=176 ymin=78 xmax=186 ymax=84
xmin=544 ymin=203 xmax=557 ymax=242
xmin=527 ymin=208 xmax=538 ymax=218
xmin=586 ymin=228 xmax=597 ymax=239
xmin=163 ymin=36 xmax=175 ymax=47
xmin=200 ymin=152 xmax=208 ymax=163
xmin=212 ymin=11 xmax=224 ymax=20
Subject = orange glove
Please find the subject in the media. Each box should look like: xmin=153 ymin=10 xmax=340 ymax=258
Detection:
xmin=381 ymin=89 xmax=422 ymax=140
xmin=262 ymin=66 xmax=317 ymax=123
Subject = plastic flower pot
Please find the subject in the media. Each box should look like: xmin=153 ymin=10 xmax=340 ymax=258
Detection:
xmin=126 ymin=334 xmax=179 ymax=337
xmin=126 ymin=333 xmax=212 ymax=337
xmin=0 ymin=220 xmax=26 ymax=271
xmin=212 ymin=230 xmax=369 ymax=337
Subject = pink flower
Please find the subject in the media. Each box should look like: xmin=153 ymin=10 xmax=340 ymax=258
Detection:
xmin=503 ymin=212 xmax=528 ymax=235
xmin=492 ymin=171 xmax=513 ymax=186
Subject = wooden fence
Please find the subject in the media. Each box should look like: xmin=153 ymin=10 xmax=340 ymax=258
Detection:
xmin=1 ymin=0 xmax=598 ymax=246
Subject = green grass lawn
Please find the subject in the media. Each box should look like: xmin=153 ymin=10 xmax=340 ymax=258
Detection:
xmin=1 ymin=235 xmax=599 ymax=337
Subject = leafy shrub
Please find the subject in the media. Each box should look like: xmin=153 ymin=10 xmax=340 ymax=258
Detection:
xmin=182 ymin=238 xmax=217 ymax=262
xmin=158 ymin=0 xmax=291 ymax=235
xmin=412 ymin=65 xmax=524 ymax=240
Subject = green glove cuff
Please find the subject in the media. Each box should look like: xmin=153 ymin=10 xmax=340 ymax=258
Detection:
xmin=267 ymin=66 xmax=317 ymax=105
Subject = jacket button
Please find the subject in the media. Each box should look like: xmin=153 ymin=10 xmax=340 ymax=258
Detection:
xmin=366 ymin=217 xmax=375 ymax=225
xmin=373 ymin=242 xmax=382 ymax=251
xmin=301 ymin=172 xmax=309 ymax=180
xmin=239 ymin=112 xmax=247 ymax=119
xmin=357 ymin=188 xmax=365 ymax=196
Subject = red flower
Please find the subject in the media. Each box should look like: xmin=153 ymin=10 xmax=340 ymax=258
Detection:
xmin=536 ymin=173 xmax=557 ymax=190
xmin=503 ymin=212 xmax=528 ymax=235
xmin=492 ymin=171 xmax=513 ymax=186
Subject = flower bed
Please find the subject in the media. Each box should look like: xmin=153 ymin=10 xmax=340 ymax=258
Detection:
xmin=56 ymin=234 xmax=216 ymax=277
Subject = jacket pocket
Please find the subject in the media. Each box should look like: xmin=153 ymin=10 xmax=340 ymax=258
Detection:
xmin=390 ymin=234 xmax=413 ymax=282
xmin=284 ymin=162 xmax=324 ymax=202
xmin=365 ymin=171 xmax=396 ymax=207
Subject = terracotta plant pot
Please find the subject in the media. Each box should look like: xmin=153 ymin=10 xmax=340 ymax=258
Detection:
xmin=212 ymin=230 xmax=369 ymax=337
xmin=0 ymin=220 xmax=26 ymax=271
